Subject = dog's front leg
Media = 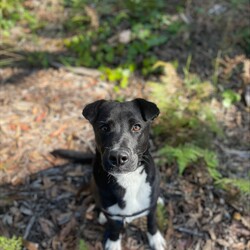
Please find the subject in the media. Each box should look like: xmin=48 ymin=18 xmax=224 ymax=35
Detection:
xmin=147 ymin=206 xmax=166 ymax=250
xmin=105 ymin=218 xmax=123 ymax=250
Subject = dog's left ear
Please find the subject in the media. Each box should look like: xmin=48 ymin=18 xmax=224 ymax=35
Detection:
xmin=82 ymin=99 xmax=106 ymax=123
xmin=133 ymin=98 xmax=160 ymax=121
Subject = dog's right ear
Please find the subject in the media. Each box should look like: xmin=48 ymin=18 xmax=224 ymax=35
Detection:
xmin=82 ymin=100 xmax=106 ymax=123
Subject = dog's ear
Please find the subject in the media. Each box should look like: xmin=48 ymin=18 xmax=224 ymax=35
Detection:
xmin=82 ymin=100 xmax=106 ymax=123
xmin=133 ymin=98 xmax=160 ymax=121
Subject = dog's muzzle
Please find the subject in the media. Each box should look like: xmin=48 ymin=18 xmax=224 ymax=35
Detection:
xmin=102 ymin=148 xmax=138 ymax=174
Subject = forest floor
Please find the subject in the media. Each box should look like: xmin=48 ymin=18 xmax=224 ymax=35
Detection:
xmin=0 ymin=0 xmax=249 ymax=250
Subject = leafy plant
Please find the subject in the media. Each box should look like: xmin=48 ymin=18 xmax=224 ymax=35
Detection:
xmin=63 ymin=1 xmax=185 ymax=72
xmin=216 ymin=178 xmax=250 ymax=194
xmin=149 ymin=61 xmax=221 ymax=145
xmin=159 ymin=144 xmax=221 ymax=179
xmin=222 ymin=89 xmax=241 ymax=108
xmin=77 ymin=239 xmax=88 ymax=250
xmin=0 ymin=236 xmax=22 ymax=250
xmin=100 ymin=66 xmax=134 ymax=90
xmin=0 ymin=0 xmax=37 ymax=36
xmin=150 ymin=60 xmax=248 ymax=195
xmin=156 ymin=203 xmax=168 ymax=231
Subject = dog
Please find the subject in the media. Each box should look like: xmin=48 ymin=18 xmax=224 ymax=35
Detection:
xmin=82 ymin=98 xmax=166 ymax=250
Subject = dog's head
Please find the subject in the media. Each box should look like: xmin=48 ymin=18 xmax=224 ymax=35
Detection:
xmin=82 ymin=99 xmax=159 ymax=175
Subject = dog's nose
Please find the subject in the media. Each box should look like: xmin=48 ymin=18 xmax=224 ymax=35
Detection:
xmin=108 ymin=150 xmax=129 ymax=167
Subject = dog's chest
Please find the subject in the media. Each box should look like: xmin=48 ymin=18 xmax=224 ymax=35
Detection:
xmin=108 ymin=166 xmax=151 ymax=223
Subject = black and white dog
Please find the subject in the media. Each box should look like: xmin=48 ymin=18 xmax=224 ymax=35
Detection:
xmin=82 ymin=99 xmax=166 ymax=250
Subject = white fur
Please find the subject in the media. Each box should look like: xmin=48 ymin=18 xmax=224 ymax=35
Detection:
xmin=98 ymin=212 xmax=107 ymax=225
xmin=105 ymin=237 xmax=121 ymax=250
xmin=107 ymin=166 xmax=151 ymax=223
xmin=147 ymin=231 xmax=166 ymax=250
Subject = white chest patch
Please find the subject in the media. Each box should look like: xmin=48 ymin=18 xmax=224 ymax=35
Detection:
xmin=107 ymin=166 xmax=151 ymax=223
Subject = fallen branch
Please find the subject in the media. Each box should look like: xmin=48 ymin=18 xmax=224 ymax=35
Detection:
xmin=50 ymin=62 xmax=101 ymax=78
xmin=174 ymin=226 xmax=205 ymax=238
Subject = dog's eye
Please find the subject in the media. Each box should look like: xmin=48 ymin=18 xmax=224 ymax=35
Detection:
xmin=132 ymin=124 xmax=141 ymax=132
xmin=100 ymin=124 xmax=110 ymax=132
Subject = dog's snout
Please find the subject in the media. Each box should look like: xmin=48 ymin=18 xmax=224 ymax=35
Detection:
xmin=108 ymin=150 xmax=129 ymax=167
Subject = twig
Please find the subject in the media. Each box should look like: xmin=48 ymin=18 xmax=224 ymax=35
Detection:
xmin=23 ymin=216 xmax=36 ymax=239
xmin=174 ymin=226 xmax=205 ymax=238
xmin=50 ymin=61 xmax=101 ymax=77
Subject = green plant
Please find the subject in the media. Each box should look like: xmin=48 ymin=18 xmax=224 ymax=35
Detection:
xmin=26 ymin=51 xmax=51 ymax=68
xmin=77 ymin=239 xmax=88 ymax=250
xmin=63 ymin=1 xmax=185 ymax=72
xmin=0 ymin=0 xmax=37 ymax=36
xmin=156 ymin=203 xmax=168 ymax=231
xmin=0 ymin=236 xmax=22 ymax=250
xmin=222 ymin=89 xmax=241 ymax=108
xmin=216 ymin=178 xmax=250 ymax=194
xmin=149 ymin=61 xmax=221 ymax=145
xmin=150 ymin=60 xmax=248 ymax=195
xmin=100 ymin=65 xmax=134 ymax=91
xmin=159 ymin=144 xmax=221 ymax=179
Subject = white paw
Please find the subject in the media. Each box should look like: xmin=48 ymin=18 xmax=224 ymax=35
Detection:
xmin=105 ymin=237 xmax=121 ymax=250
xmin=98 ymin=212 xmax=107 ymax=225
xmin=147 ymin=231 xmax=166 ymax=250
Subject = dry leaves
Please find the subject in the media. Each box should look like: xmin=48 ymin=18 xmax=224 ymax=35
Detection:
xmin=0 ymin=68 xmax=111 ymax=185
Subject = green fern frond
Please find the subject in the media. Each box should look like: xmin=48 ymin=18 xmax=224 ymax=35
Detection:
xmin=159 ymin=144 xmax=219 ymax=176
xmin=216 ymin=178 xmax=250 ymax=194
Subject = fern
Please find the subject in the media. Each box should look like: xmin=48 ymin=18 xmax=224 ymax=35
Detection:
xmin=216 ymin=178 xmax=250 ymax=194
xmin=159 ymin=144 xmax=220 ymax=177
xmin=149 ymin=61 xmax=221 ymax=146
xmin=151 ymin=61 xmax=247 ymax=195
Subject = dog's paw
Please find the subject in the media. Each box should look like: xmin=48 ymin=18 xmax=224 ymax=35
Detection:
xmin=147 ymin=231 xmax=166 ymax=250
xmin=105 ymin=238 xmax=121 ymax=250
xmin=98 ymin=212 xmax=107 ymax=225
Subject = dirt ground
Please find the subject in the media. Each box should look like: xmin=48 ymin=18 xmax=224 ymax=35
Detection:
xmin=0 ymin=66 xmax=249 ymax=250
xmin=0 ymin=0 xmax=250 ymax=249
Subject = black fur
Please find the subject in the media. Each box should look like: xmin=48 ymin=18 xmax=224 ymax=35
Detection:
xmin=82 ymin=99 xmax=163 ymax=249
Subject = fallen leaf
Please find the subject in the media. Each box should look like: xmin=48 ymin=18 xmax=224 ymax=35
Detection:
xmin=213 ymin=213 xmax=223 ymax=223
xmin=241 ymin=216 xmax=250 ymax=229
xmin=59 ymin=217 xmax=77 ymax=240
xmin=35 ymin=111 xmax=47 ymax=122
xmin=50 ymin=124 xmax=67 ymax=137
xmin=39 ymin=218 xmax=54 ymax=237
xmin=233 ymin=212 xmax=242 ymax=221
xmin=20 ymin=123 xmax=30 ymax=131
xmin=216 ymin=238 xmax=230 ymax=247
xmin=231 ymin=242 xmax=246 ymax=250
xmin=23 ymin=240 xmax=39 ymax=250
xmin=203 ymin=240 xmax=213 ymax=250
